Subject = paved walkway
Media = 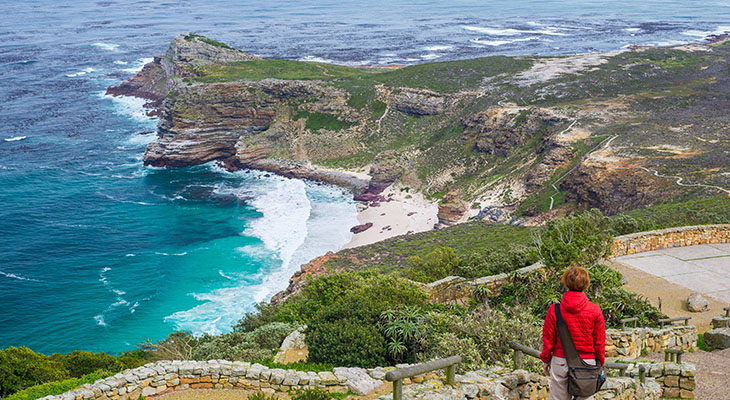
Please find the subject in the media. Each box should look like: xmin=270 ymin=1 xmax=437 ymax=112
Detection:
xmin=614 ymin=243 xmax=730 ymax=303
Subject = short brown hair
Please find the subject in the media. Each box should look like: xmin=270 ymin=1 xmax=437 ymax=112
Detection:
xmin=561 ymin=267 xmax=590 ymax=292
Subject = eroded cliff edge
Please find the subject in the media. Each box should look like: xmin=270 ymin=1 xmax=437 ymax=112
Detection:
xmin=109 ymin=34 xmax=730 ymax=227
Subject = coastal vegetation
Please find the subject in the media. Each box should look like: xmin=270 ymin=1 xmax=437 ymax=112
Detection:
xmin=2 ymin=197 xmax=728 ymax=399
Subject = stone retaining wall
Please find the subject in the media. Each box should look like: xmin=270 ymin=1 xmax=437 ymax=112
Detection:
xmin=43 ymin=358 xmax=697 ymax=400
xmin=425 ymin=263 xmax=544 ymax=304
xmin=605 ymin=325 xmax=697 ymax=358
xmin=611 ymin=224 xmax=730 ymax=257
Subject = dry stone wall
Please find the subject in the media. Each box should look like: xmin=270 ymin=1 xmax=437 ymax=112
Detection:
xmin=611 ymin=224 xmax=730 ymax=256
xmin=605 ymin=325 xmax=697 ymax=358
xmin=44 ymin=359 xmax=697 ymax=400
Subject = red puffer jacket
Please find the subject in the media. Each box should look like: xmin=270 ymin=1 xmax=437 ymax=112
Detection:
xmin=540 ymin=291 xmax=606 ymax=366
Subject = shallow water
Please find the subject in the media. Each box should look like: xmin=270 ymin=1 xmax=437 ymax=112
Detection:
xmin=1 ymin=0 xmax=729 ymax=354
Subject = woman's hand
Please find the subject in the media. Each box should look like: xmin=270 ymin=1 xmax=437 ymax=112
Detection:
xmin=543 ymin=362 xmax=551 ymax=376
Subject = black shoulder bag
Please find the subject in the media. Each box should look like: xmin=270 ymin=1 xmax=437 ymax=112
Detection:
xmin=554 ymin=303 xmax=606 ymax=398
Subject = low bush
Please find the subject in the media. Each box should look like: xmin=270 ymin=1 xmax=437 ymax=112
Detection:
xmin=307 ymin=320 xmax=387 ymax=367
xmin=538 ymin=209 xmax=613 ymax=269
xmin=291 ymin=388 xmax=333 ymax=400
xmin=50 ymin=350 xmax=122 ymax=378
xmin=4 ymin=371 xmax=112 ymax=400
xmin=192 ymin=322 xmax=299 ymax=361
xmin=0 ymin=346 xmax=68 ymax=397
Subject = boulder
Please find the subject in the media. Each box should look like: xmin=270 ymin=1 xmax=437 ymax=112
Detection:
xmin=704 ymin=327 xmax=730 ymax=349
xmin=687 ymin=292 xmax=710 ymax=312
xmin=350 ymin=222 xmax=373 ymax=234
xmin=333 ymin=367 xmax=383 ymax=395
xmin=476 ymin=206 xmax=510 ymax=224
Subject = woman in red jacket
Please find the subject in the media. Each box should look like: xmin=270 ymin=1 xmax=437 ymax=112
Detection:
xmin=540 ymin=267 xmax=606 ymax=400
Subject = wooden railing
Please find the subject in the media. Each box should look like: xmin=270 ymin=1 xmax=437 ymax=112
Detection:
xmin=659 ymin=316 xmax=691 ymax=328
xmin=385 ymin=356 xmax=462 ymax=400
xmin=620 ymin=317 xmax=638 ymax=330
xmin=508 ymin=342 xmax=634 ymax=378
xmin=725 ymin=307 xmax=730 ymax=317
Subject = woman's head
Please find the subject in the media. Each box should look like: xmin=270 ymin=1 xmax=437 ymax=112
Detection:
xmin=561 ymin=266 xmax=590 ymax=292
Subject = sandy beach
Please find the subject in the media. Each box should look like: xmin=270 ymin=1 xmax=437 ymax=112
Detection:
xmin=345 ymin=184 xmax=439 ymax=249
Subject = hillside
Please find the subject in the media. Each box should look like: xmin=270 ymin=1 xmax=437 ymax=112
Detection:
xmin=110 ymin=34 xmax=730 ymax=227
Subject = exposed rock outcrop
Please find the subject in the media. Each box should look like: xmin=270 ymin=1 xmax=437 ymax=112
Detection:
xmin=161 ymin=33 xmax=259 ymax=78
xmin=105 ymin=56 xmax=167 ymax=115
xmin=389 ymin=87 xmax=450 ymax=116
xmin=436 ymin=191 xmax=466 ymax=228
xmin=561 ymin=164 xmax=675 ymax=215
xmin=270 ymin=251 xmax=342 ymax=305
xmin=462 ymin=107 xmax=570 ymax=157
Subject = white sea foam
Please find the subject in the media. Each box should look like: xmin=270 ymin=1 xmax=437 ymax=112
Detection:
xmin=462 ymin=25 xmax=566 ymax=36
xmin=424 ymin=45 xmax=452 ymax=51
xmin=114 ymin=60 xmax=129 ymax=65
xmin=165 ymin=168 xmax=358 ymax=336
xmin=421 ymin=53 xmax=441 ymax=60
xmin=125 ymin=253 xmax=135 ymax=257
xmin=98 ymin=91 xmax=157 ymax=123
xmin=297 ymin=55 xmax=371 ymax=66
xmin=0 ymin=270 xmax=39 ymax=282
xmin=155 ymin=252 xmax=188 ymax=256
xmin=94 ymin=315 xmax=107 ymax=326
xmin=4 ymin=136 xmax=26 ymax=142
xmin=471 ymin=37 xmax=538 ymax=46
xmin=624 ymin=28 xmax=642 ymax=33
xmin=66 ymin=67 xmax=97 ymax=77
xmin=92 ymin=42 xmax=120 ymax=51
xmin=681 ymin=26 xmax=730 ymax=38
xmin=121 ymin=57 xmax=154 ymax=74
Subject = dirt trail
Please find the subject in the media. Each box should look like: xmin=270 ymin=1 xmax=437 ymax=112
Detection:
xmin=609 ymin=260 xmax=729 ymax=332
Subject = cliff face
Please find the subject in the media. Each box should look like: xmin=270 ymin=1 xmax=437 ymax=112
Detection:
xmin=110 ymin=34 xmax=730 ymax=220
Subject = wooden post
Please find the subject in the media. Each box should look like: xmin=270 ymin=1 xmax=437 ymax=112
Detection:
xmin=445 ymin=365 xmax=456 ymax=386
xmin=392 ymin=379 xmax=402 ymax=400
xmin=639 ymin=365 xmax=645 ymax=383
xmin=724 ymin=307 xmax=730 ymax=317
xmin=514 ymin=349 xmax=523 ymax=370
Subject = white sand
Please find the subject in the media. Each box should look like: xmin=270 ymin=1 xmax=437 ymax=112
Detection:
xmin=345 ymin=184 xmax=439 ymax=249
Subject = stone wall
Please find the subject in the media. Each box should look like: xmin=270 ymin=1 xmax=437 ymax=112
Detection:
xmin=425 ymin=263 xmax=544 ymax=304
xmin=44 ymin=358 xmax=698 ymax=400
xmin=611 ymin=224 xmax=730 ymax=257
xmin=605 ymin=325 xmax=697 ymax=358
xmin=39 ymin=361 xmax=353 ymax=400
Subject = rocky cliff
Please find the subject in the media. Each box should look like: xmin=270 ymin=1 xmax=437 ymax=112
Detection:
xmin=109 ymin=34 xmax=730 ymax=221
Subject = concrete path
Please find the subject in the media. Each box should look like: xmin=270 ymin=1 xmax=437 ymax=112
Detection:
xmin=614 ymin=243 xmax=730 ymax=304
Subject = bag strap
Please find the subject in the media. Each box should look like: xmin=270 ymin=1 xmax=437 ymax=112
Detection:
xmin=554 ymin=303 xmax=584 ymax=366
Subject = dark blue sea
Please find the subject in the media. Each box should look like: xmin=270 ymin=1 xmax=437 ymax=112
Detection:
xmin=1 ymin=0 xmax=729 ymax=355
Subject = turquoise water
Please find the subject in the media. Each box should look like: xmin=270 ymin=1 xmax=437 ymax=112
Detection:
xmin=1 ymin=0 xmax=730 ymax=355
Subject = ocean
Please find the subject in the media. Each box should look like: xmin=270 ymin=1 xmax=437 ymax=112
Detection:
xmin=1 ymin=0 xmax=729 ymax=355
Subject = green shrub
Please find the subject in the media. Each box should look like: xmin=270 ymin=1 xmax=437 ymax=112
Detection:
xmin=406 ymin=247 xmax=461 ymax=283
xmin=380 ymin=307 xmax=429 ymax=363
xmin=4 ymin=371 xmax=112 ymax=400
xmin=291 ymin=388 xmax=333 ymax=400
xmin=248 ymin=391 xmax=280 ymax=400
xmin=50 ymin=350 xmax=122 ymax=378
xmin=251 ymin=322 xmax=300 ymax=350
xmin=538 ymin=209 xmax=613 ymax=269
xmin=235 ymin=302 xmax=281 ymax=332
xmin=457 ymin=245 xmax=538 ymax=278
xmin=306 ymin=319 xmax=387 ymax=367
xmin=421 ymin=306 xmax=542 ymax=372
xmin=0 ymin=347 xmax=68 ymax=397
xmin=254 ymin=359 xmax=334 ymax=372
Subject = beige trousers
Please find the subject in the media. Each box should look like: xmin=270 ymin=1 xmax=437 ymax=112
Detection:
xmin=549 ymin=356 xmax=596 ymax=400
